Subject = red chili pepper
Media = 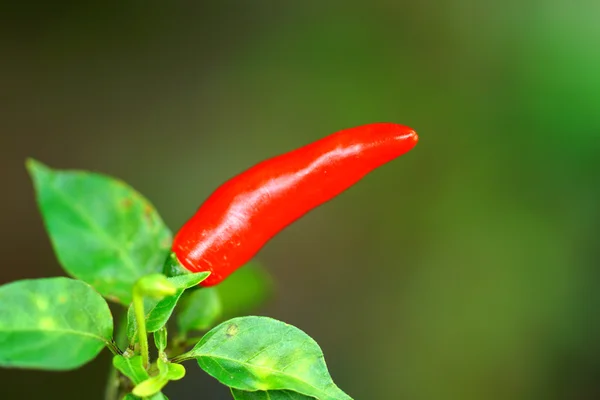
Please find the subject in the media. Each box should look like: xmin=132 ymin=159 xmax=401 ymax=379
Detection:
xmin=166 ymin=123 xmax=418 ymax=286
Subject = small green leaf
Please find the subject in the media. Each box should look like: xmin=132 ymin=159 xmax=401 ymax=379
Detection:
xmin=176 ymin=287 xmax=222 ymax=334
xmin=113 ymin=355 xmax=149 ymax=385
xmin=128 ymin=272 xmax=210 ymax=342
xmin=167 ymin=272 xmax=212 ymax=290
xmin=165 ymin=361 xmax=186 ymax=381
xmin=27 ymin=159 xmax=172 ymax=304
xmin=157 ymin=357 xmax=186 ymax=381
xmin=132 ymin=359 xmax=184 ymax=397
xmin=149 ymin=392 xmax=169 ymax=400
xmin=0 ymin=277 xmax=113 ymax=370
xmin=231 ymin=389 xmax=315 ymax=400
xmin=124 ymin=393 xmax=169 ymax=400
xmin=136 ymin=274 xmax=177 ymax=299
xmin=188 ymin=316 xmax=352 ymax=400
xmin=132 ymin=376 xmax=169 ymax=398
xmin=216 ymin=262 xmax=273 ymax=320
xmin=154 ymin=328 xmax=167 ymax=354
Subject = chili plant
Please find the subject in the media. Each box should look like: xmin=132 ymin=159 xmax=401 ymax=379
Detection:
xmin=0 ymin=123 xmax=418 ymax=399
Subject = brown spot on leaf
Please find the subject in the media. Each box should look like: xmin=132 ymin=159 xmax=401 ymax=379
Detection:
xmin=121 ymin=198 xmax=133 ymax=209
xmin=226 ymin=323 xmax=239 ymax=338
xmin=143 ymin=204 xmax=155 ymax=226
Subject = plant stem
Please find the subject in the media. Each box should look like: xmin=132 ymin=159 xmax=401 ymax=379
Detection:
xmin=106 ymin=338 xmax=123 ymax=356
xmin=170 ymin=351 xmax=194 ymax=364
xmin=104 ymin=312 xmax=128 ymax=400
xmin=104 ymin=364 xmax=119 ymax=400
xmin=133 ymin=286 xmax=150 ymax=369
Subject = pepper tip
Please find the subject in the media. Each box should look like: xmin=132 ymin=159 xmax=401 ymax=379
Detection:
xmin=409 ymin=129 xmax=418 ymax=142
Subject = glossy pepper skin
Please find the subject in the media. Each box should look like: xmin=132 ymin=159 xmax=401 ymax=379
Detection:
xmin=167 ymin=123 xmax=418 ymax=286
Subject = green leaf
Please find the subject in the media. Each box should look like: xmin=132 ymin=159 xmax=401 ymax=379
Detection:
xmin=27 ymin=159 xmax=172 ymax=305
xmin=188 ymin=316 xmax=352 ymax=400
xmin=216 ymin=262 xmax=273 ymax=320
xmin=123 ymin=393 xmax=169 ymax=400
xmin=167 ymin=272 xmax=211 ymax=291
xmin=164 ymin=361 xmax=186 ymax=381
xmin=177 ymin=287 xmax=222 ymax=334
xmin=128 ymin=272 xmax=210 ymax=342
xmin=154 ymin=328 xmax=167 ymax=354
xmin=149 ymin=392 xmax=169 ymax=400
xmin=0 ymin=277 xmax=113 ymax=370
xmin=113 ymin=355 xmax=149 ymax=385
xmin=136 ymin=274 xmax=177 ymax=299
xmin=132 ymin=359 xmax=185 ymax=398
xmin=231 ymin=388 xmax=315 ymax=400
xmin=133 ymin=375 xmax=169 ymax=397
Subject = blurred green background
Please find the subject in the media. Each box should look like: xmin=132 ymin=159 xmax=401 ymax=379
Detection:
xmin=2 ymin=1 xmax=600 ymax=399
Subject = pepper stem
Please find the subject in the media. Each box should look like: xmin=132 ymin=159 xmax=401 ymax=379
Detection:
xmin=163 ymin=251 xmax=190 ymax=278
xmin=132 ymin=284 xmax=150 ymax=369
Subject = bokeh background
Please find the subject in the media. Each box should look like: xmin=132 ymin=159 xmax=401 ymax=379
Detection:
xmin=2 ymin=1 xmax=600 ymax=399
